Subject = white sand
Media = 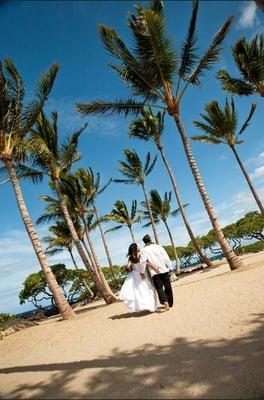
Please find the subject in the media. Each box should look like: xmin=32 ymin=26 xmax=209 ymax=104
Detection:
xmin=0 ymin=252 xmax=263 ymax=399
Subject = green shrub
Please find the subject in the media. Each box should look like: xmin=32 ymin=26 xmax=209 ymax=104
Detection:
xmin=236 ymin=241 xmax=264 ymax=254
xmin=0 ymin=313 xmax=17 ymax=331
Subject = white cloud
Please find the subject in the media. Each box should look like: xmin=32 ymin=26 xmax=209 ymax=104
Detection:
xmin=245 ymin=150 xmax=264 ymax=166
xmin=218 ymin=153 xmax=228 ymax=161
xmin=45 ymin=97 xmax=124 ymax=138
xmin=237 ymin=1 xmax=259 ymax=29
xmin=251 ymin=165 xmax=264 ymax=180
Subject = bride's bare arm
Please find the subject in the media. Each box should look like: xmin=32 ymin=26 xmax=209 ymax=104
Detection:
xmin=126 ymin=261 xmax=133 ymax=273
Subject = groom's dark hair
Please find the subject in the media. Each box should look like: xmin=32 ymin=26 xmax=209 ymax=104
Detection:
xmin=142 ymin=234 xmax=152 ymax=244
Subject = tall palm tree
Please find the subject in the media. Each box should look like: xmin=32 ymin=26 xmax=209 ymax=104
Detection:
xmin=30 ymin=111 xmax=117 ymax=303
xmin=105 ymin=200 xmax=140 ymax=242
xmin=43 ymin=221 xmax=94 ymax=297
xmin=76 ymin=0 xmax=243 ymax=270
xmin=114 ymin=148 xmax=159 ymax=243
xmin=37 ymin=194 xmax=95 ymax=267
xmin=75 ymin=167 xmax=118 ymax=283
xmin=130 ymin=107 xmax=212 ymax=266
xmin=217 ymin=34 xmax=264 ymax=97
xmin=0 ymin=58 xmax=75 ymax=319
xmin=193 ymin=98 xmax=264 ymax=213
xmin=140 ymin=189 xmax=183 ymax=272
xmin=59 ymin=173 xmax=115 ymax=290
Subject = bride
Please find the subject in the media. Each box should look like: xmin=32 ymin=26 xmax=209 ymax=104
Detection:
xmin=119 ymin=243 xmax=159 ymax=312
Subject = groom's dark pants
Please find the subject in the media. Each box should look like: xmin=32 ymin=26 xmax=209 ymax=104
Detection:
xmin=152 ymin=272 xmax=173 ymax=307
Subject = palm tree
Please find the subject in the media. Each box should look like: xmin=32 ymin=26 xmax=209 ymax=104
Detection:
xmin=75 ymin=167 xmax=118 ymax=284
xmin=59 ymin=173 xmax=115 ymax=291
xmin=105 ymin=200 xmax=140 ymax=242
xmin=37 ymin=194 xmax=95 ymax=267
xmin=192 ymin=98 xmax=264 ymax=213
xmin=43 ymin=221 xmax=94 ymax=297
xmin=130 ymin=107 xmax=212 ymax=266
xmin=76 ymin=0 xmax=243 ymax=270
xmin=0 ymin=58 xmax=75 ymax=319
xmin=30 ymin=111 xmax=117 ymax=303
xmin=140 ymin=190 xmax=183 ymax=272
xmin=217 ymin=34 xmax=264 ymax=97
xmin=38 ymin=191 xmax=114 ymax=297
xmin=114 ymin=148 xmax=159 ymax=243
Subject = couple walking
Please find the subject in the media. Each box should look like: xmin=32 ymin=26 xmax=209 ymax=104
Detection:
xmin=119 ymin=234 xmax=174 ymax=313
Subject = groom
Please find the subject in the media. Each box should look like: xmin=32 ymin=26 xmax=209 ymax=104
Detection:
xmin=141 ymin=234 xmax=174 ymax=311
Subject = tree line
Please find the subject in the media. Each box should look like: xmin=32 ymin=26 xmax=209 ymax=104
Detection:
xmin=1 ymin=0 xmax=263 ymax=319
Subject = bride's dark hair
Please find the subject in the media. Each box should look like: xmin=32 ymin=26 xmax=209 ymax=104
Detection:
xmin=127 ymin=243 xmax=139 ymax=264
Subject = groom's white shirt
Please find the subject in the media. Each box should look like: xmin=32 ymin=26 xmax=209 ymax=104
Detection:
xmin=140 ymin=243 xmax=171 ymax=277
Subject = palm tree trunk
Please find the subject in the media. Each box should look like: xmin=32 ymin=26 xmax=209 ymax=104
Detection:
xmin=230 ymin=145 xmax=264 ymax=214
xmin=54 ymin=182 xmax=117 ymax=304
xmin=68 ymin=247 xmax=78 ymax=269
xmin=82 ymin=217 xmax=114 ymax=291
xmin=68 ymin=248 xmax=94 ymax=297
xmin=141 ymin=183 xmax=160 ymax=244
xmin=83 ymin=216 xmax=117 ymax=288
xmin=128 ymin=225 xmax=136 ymax=242
xmin=82 ymin=217 xmax=101 ymax=268
xmin=158 ymin=145 xmax=212 ymax=267
xmin=92 ymin=201 xmax=118 ymax=284
xmin=173 ymin=114 xmax=243 ymax=271
xmin=81 ymin=238 xmax=94 ymax=266
xmin=5 ymin=160 xmax=76 ymax=319
xmin=163 ymin=219 xmax=181 ymax=273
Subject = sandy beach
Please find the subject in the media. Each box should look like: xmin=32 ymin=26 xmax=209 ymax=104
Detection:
xmin=0 ymin=252 xmax=263 ymax=399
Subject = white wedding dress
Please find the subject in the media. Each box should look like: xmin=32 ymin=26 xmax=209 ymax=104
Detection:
xmin=119 ymin=261 xmax=158 ymax=312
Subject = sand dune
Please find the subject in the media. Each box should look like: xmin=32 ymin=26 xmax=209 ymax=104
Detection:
xmin=0 ymin=252 xmax=263 ymax=399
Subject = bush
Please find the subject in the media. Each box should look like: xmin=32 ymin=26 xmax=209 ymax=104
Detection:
xmin=0 ymin=313 xmax=17 ymax=331
xmin=236 ymin=241 xmax=264 ymax=254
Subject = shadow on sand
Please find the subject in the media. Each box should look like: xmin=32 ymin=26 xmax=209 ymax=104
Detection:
xmin=1 ymin=314 xmax=263 ymax=399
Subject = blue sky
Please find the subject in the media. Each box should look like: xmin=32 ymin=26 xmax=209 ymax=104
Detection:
xmin=0 ymin=0 xmax=263 ymax=314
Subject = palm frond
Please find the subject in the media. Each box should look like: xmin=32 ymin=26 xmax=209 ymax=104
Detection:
xmin=22 ymin=63 xmax=59 ymax=129
xmin=4 ymin=58 xmax=25 ymax=130
xmin=191 ymin=134 xmax=223 ymax=144
xmin=113 ymin=178 xmax=136 ymax=185
xmin=97 ymin=178 xmax=112 ymax=196
xmin=0 ymin=61 xmax=9 ymax=128
xmin=104 ymin=225 xmax=123 ymax=234
xmin=145 ymin=154 xmax=157 ymax=175
xmin=217 ymin=69 xmax=254 ymax=96
xmin=187 ymin=16 xmax=233 ymax=86
xmin=238 ymin=102 xmax=257 ymax=135
xmin=76 ymin=99 xmax=145 ymax=117
xmin=45 ymin=248 xmax=64 ymax=256
xmin=178 ymin=0 xmax=199 ymax=79
xmin=129 ymin=5 xmax=177 ymax=88
xmin=16 ymin=164 xmax=43 ymax=183
xmin=171 ymin=203 xmax=189 ymax=216
xmin=99 ymin=24 xmax=162 ymax=100
xmin=59 ymin=123 xmax=87 ymax=172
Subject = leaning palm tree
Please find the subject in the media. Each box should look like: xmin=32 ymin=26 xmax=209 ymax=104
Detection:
xmin=217 ymin=34 xmax=264 ymax=98
xmin=193 ymin=98 xmax=264 ymax=213
xmin=105 ymin=199 xmax=140 ymax=242
xmin=30 ymin=111 xmax=117 ymax=303
xmin=58 ymin=173 xmax=116 ymax=290
xmin=140 ymin=190 xmax=183 ymax=272
xmin=130 ymin=107 xmax=212 ymax=266
xmin=75 ymin=167 xmax=118 ymax=283
xmin=0 ymin=58 xmax=75 ymax=319
xmin=37 ymin=193 xmax=95 ymax=267
xmin=43 ymin=221 xmax=94 ymax=297
xmin=76 ymin=0 xmax=243 ymax=270
xmin=114 ymin=148 xmax=159 ymax=243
